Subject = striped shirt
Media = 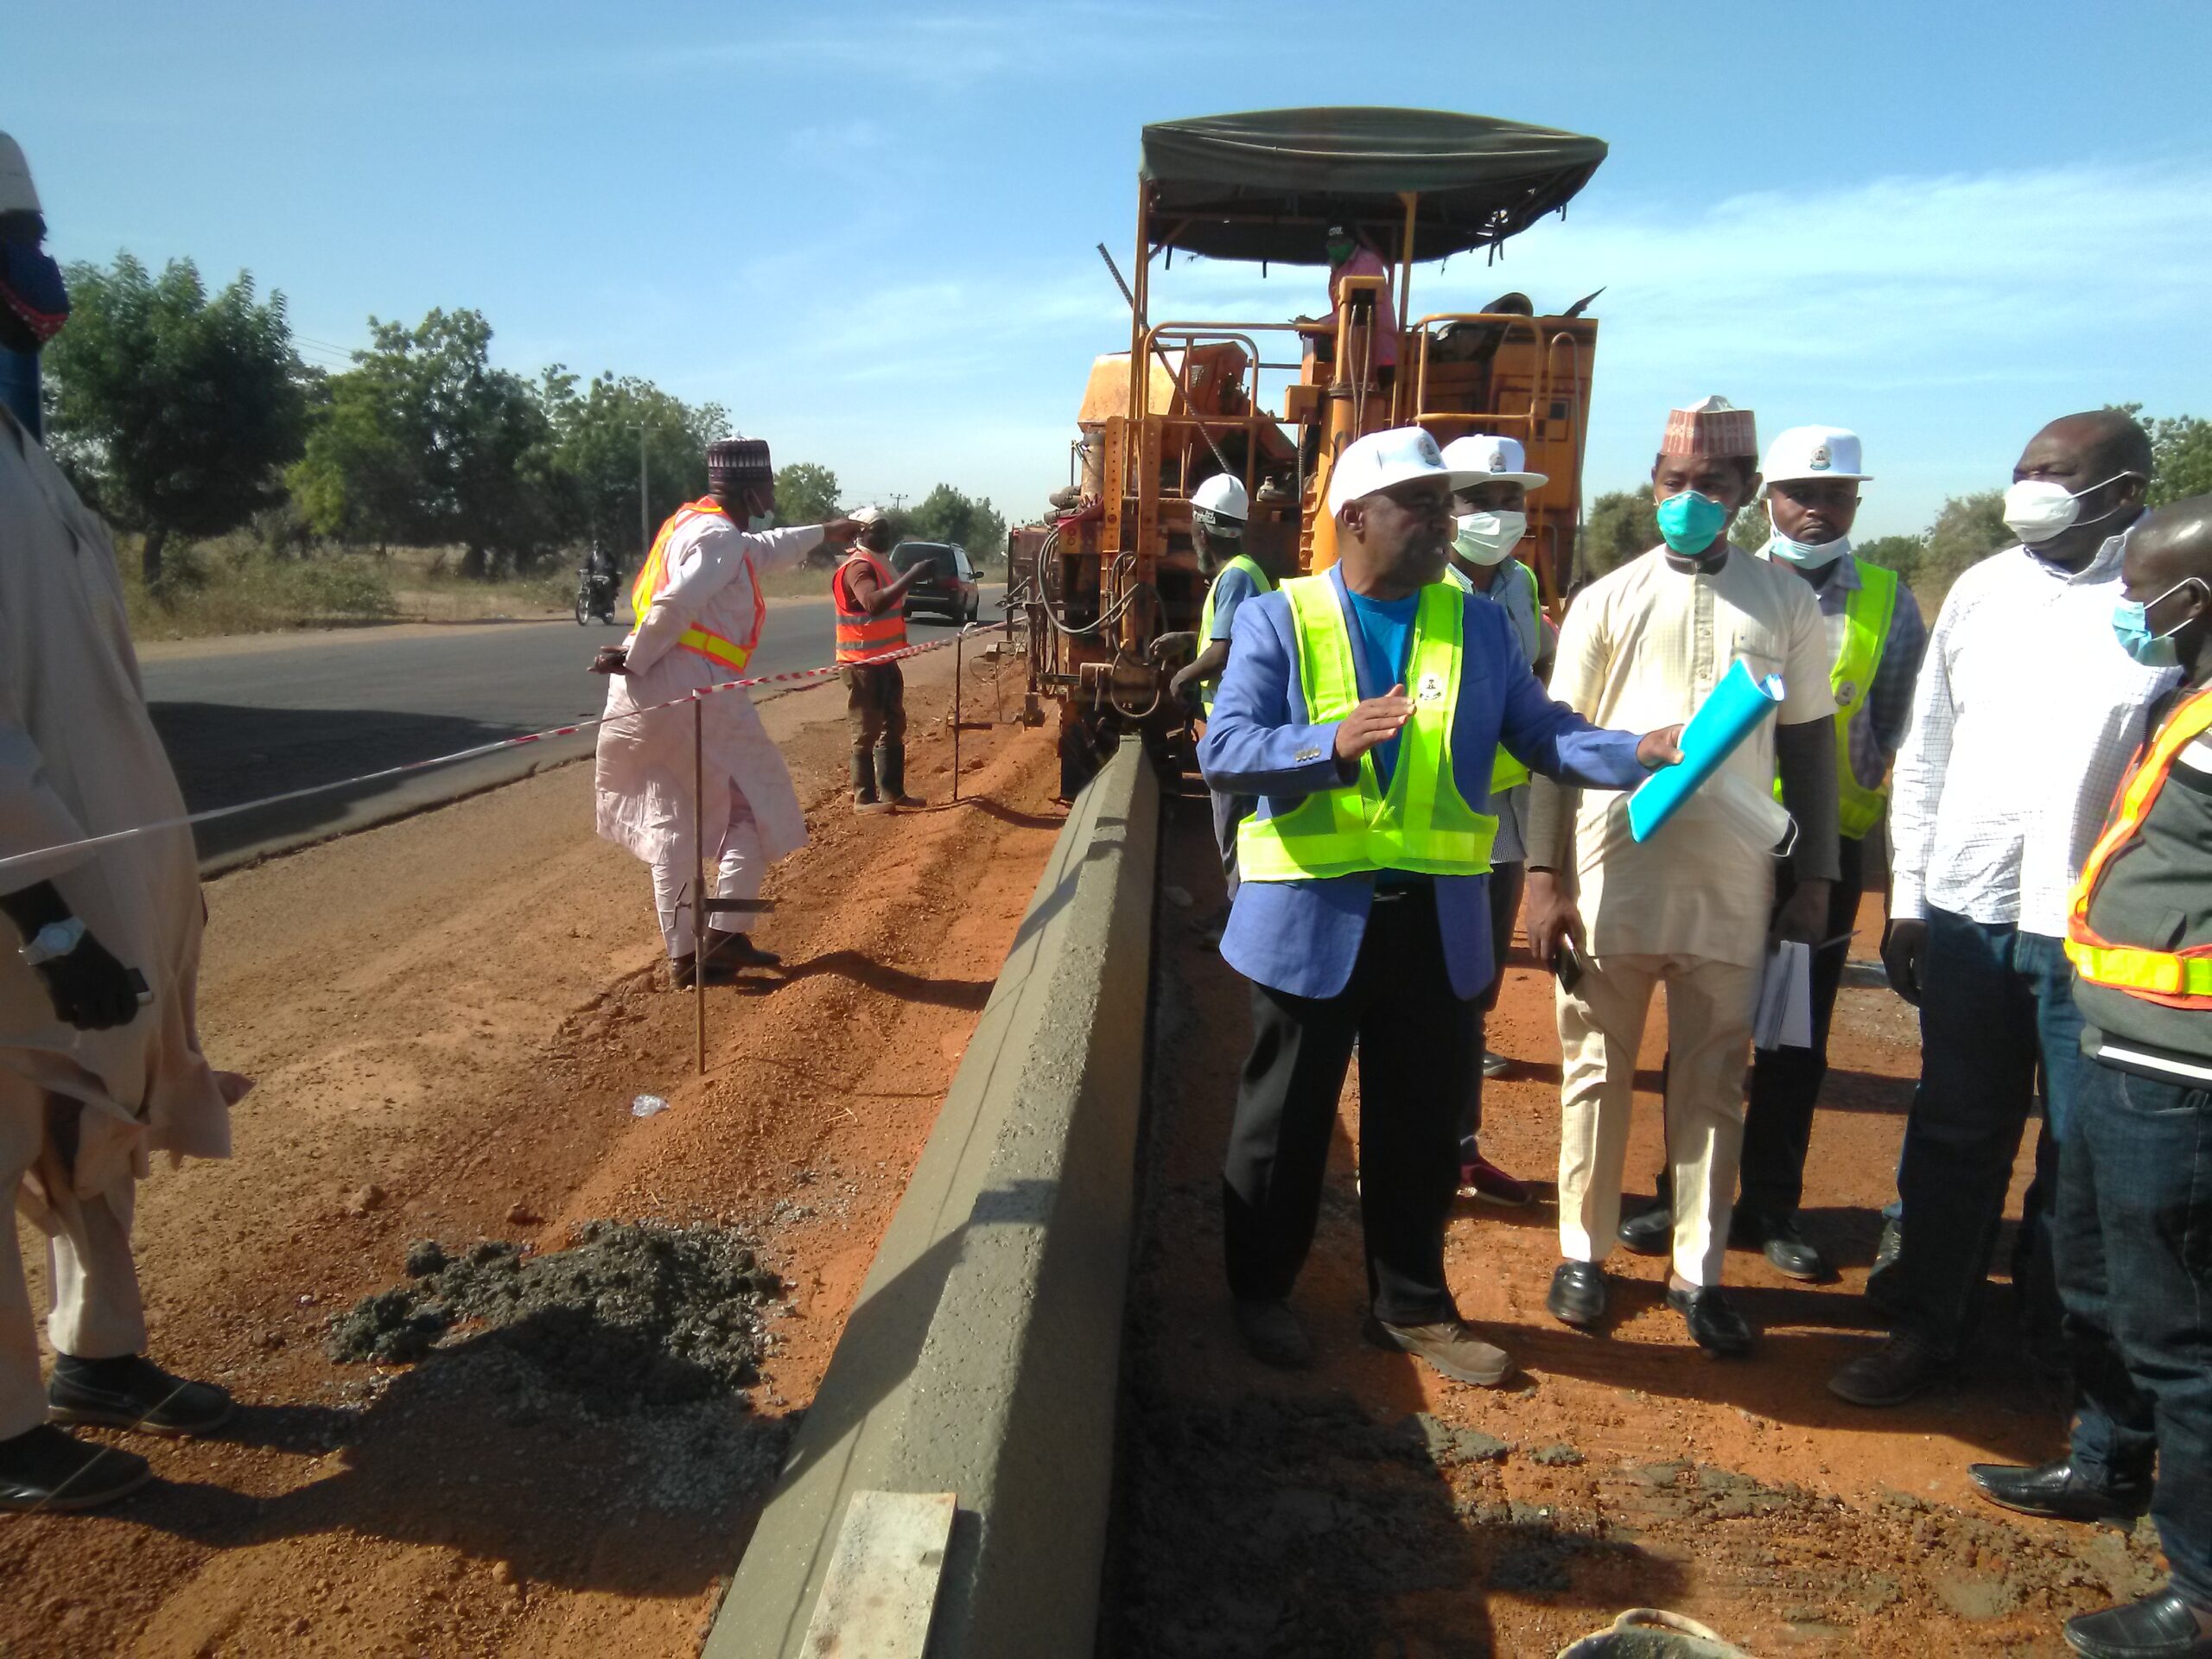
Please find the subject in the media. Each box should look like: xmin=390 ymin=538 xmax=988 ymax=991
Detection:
xmin=1887 ymin=533 xmax=2177 ymax=938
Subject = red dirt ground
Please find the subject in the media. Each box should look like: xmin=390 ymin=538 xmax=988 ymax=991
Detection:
xmin=3 ymin=647 xmax=1065 ymax=1658
xmin=1104 ymin=784 xmax=2164 ymax=1659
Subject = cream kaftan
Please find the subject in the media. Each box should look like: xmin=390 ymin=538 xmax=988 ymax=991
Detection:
xmin=594 ymin=515 xmax=824 ymax=870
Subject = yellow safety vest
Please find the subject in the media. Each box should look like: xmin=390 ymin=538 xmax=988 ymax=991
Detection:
xmin=631 ymin=498 xmax=765 ymax=672
xmin=1772 ymin=560 xmax=1898 ymax=840
xmin=1237 ymin=577 xmax=1497 ymax=882
xmin=2065 ymin=684 xmax=2212 ymax=1007
xmin=1445 ymin=562 xmax=1546 ymax=797
xmin=1197 ymin=554 xmax=1274 ymax=714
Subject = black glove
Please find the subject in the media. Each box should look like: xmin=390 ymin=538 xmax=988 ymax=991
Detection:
xmin=36 ymin=931 xmax=141 ymax=1031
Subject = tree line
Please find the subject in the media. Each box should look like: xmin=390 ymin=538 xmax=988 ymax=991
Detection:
xmin=43 ymin=253 xmax=1010 ymax=589
xmin=1579 ymin=407 xmax=2212 ymax=602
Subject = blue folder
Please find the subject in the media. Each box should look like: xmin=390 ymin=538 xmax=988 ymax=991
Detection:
xmin=1627 ymin=660 xmax=1784 ymax=843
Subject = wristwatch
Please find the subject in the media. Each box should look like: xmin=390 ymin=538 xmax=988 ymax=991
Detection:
xmin=19 ymin=916 xmax=86 ymax=968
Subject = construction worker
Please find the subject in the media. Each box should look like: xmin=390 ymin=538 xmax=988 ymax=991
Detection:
xmin=1437 ymin=433 xmax=1554 ymax=1208
xmin=592 ymin=437 xmax=861 ymax=985
xmin=1527 ymin=397 xmax=1840 ymax=1359
xmin=1829 ymin=410 xmax=2171 ymax=1408
xmin=1617 ymin=426 xmax=1928 ymax=1281
xmin=1967 ymin=496 xmax=2212 ymax=1659
xmin=1200 ymin=427 xmax=1680 ymax=1388
xmin=0 ymin=131 xmax=248 ymax=1510
xmin=1166 ymin=473 xmax=1281 ymax=913
xmin=835 ymin=506 xmax=934 ymax=814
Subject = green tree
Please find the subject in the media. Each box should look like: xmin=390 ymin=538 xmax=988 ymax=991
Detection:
xmin=1918 ymin=490 xmax=2012 ymax=602
xmin=1854 ymin=532 xmax=1926 ymax=588
xmin=1578 ymin=485 xmax=1656 ymax=578
xmin=45 ymin=253 xmax=308 ymax=588
xmin=290 ymin=308 xmax=557 ymax=575
xmin=541 ymin=371 xmax=728 ymax=564
xmin=2147 ymin=413 xmax=2212 ymax=506
xmin=908 ymin=483 xmax=1007 ymax=567
xmin=773 ymin=461 xmax=842 ymax=526
xmin=1729 ymin=499 xmax=1771 ymax=551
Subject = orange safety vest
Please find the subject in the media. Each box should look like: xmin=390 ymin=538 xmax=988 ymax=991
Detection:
xmin=834 ymin=551 xmax=908 ymax=664
xmin=629 ymin=498 xmax=765 ymax=672
xmin=2066 ymin=683 xmax=2212 ymax=1008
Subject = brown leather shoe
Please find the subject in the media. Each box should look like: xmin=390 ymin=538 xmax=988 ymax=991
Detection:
xmin=1364 ymin=1316 xmax=1515 ymax=1387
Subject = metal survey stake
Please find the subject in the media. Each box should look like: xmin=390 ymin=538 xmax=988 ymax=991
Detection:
xmin=692 ymin=696 xmax=706 ymax=1074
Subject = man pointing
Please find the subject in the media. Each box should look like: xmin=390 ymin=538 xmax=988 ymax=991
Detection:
xmin=593 ymin=437 xmax=861 ymax=983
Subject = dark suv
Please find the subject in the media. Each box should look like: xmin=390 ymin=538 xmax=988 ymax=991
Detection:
xmin=892 ymin=541 xmax=981 ymax=624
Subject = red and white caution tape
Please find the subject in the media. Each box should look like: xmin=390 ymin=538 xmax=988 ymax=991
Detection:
xmin=1 ymin=622 xmax=1007 ymax=880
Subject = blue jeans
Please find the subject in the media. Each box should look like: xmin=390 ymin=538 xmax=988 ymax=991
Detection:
xmin=1889 ymin=910 xmax=2090 ymax=1360
xmin=2060 ymin=1058 xmax=2212 ymax=1609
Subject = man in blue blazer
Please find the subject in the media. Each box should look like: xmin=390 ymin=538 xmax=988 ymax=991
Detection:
xmin=1200 ymin=427 xmax=1682 ymax=1386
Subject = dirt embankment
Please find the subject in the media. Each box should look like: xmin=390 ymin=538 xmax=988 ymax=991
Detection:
xmin=3 ymin=645 xmax=1063 ymax=1659
xmin=1107 ymin=792 xmax=2163 ymax=1659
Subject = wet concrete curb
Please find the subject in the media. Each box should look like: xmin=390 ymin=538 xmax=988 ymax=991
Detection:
xmin=709 ymin=737 xmax=1159 ymax=1659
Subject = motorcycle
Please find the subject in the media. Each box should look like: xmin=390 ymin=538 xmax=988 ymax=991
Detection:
xmin=575 ymin=562 xmax=620 ymax=626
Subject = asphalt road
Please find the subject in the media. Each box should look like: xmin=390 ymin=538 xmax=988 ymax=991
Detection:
xmin=145 ymin=590 xmax=1000 ymax=869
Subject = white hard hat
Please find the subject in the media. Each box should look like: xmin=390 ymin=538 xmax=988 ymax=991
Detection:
xmin=852 ymin=505 xmax=886 ymax=524
xmin=1190 ymin=473 xmax=1249 ymax=522
xmin=1440 ymin=433 xmax=1548 ymax=491
xmin=0 ymin=134 xmax=39 ymax=216
xmin=1326 ymin=426 xmax=1480 ymax=518
xmin=1762 ymin=424 xmax=1871 ymax=487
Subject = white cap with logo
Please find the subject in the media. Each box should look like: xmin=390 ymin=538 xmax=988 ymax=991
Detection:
xmin=1440 ymin=433 xmax=1548 ymax=491
xmin=851 ymin=505 xmax=886 ymax=524
xmin=1762 ymin=424 xmax=1871 ymax=487
xmin=1326 ymin=426 xmax=1482 ymax=518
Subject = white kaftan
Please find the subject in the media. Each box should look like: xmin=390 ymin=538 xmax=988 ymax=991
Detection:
xmin=593 ymin=513 xmax=824 ymax=944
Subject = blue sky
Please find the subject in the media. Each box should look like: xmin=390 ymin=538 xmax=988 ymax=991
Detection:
xmin=12 ymin=1 xmax=2211 ymax=537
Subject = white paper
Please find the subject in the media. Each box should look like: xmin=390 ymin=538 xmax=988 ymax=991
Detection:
xmin=1754 ymin=941 xmax=1815 ymax=1051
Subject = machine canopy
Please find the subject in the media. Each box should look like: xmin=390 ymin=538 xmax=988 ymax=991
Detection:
xmin=1138 ymin=106 xmax=1605 ymax=266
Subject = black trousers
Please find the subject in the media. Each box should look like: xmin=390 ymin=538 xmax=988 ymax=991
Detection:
xmin=1222 ymin=886 xmax=1469 ymax=1326
xmin=1456 ymin=861 xmax=1524 ymax=1159
xmin=1737 ymin=831 xmax=1866 ymax=1224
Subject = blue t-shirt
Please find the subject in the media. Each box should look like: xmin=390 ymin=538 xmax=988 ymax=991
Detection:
xmin=1342 ymin=588 xmax=1418 ymax=785
xmin=1205 ymin=563 xmax=1263 ymax=641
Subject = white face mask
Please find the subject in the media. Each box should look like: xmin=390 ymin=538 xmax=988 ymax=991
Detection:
xmin=747 ymin=511 xmax=776 ymax=531
xmin=2001 ymin=474 xmax=2133 ymax=547
xmin=1452 ymin=510 xmax=1526 ymax=566
xmin=1765 ymin=526 xmax=1852 ymax=568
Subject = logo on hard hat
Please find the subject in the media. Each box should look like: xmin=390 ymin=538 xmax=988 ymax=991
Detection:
xmin=1489 ymin=453 xmax=1508 ymax=472
xmin=1417 ymin=434 xmax=1442 ymax=465
xmin=1809 ymin=444 xmax=1832 ymax=471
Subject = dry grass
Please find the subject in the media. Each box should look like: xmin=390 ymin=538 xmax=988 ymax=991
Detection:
xmin=121 ymin=537 xmax=570 ymax=641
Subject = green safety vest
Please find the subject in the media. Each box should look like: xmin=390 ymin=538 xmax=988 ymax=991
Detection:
xmin=1444 ymin=561 xmax=1544 ymax=796
xmin=1772 ymin=559 xmax=1899 ymax=840
xmin=1198 ymin=554 xmax=1275 ymax=713
xmin=1238 ymin=577 xmax=1498 ymax=883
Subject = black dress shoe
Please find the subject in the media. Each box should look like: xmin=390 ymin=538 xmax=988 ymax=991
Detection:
xmin=1546 ymin=1262 xmax=1609 ymax=1330
xmin=1968 ymin=1457 xmax=2152 ymax=1525
xmin=48 ymin=1353 xmax=232 ymax=1438
xmin=0 ymin=1424 xmax=152 ymax=1511
xmin=1231 ymin=1298 xmax=1312 ymax=1370
xmin=704 ymin=931 xmax=781 ymax=969
xmin=1755 ymin=1214 xmax=1832 ymax=1282
xmin=1827 ymin=1333 xmax=1950 ymax=1407
xmin=2065 ymin=1587 xmax=2212 ymax=1659
xmin=1617 ymin=1201 xmax=1672 ymax=1256
xmin=1666 ymin=1285 xmax=1755 ymax=1357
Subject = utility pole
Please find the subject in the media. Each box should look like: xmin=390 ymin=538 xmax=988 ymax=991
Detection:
xmin=636 ymin=423 xmax=652 ymax=563
xmin=890 ymin=493 xmax=907 ymax=512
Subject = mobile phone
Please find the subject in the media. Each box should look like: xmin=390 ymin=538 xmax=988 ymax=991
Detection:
xmin=1554 ymin=938 xmax=1585 ymax=993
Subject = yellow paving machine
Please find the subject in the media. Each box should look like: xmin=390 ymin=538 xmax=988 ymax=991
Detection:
xmin=1014 ymin=106 xmax=1608 ymax=796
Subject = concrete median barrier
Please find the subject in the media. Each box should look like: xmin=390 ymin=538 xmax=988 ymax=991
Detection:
xmin=708 ymin=735 xmax=1159 ymax=1659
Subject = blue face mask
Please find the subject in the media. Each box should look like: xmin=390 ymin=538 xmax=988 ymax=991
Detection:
xmin=1656 ymin=488 xmax=1729 ymax=556
xmin=2113 ymin=577 xmax=2205 ymax=668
